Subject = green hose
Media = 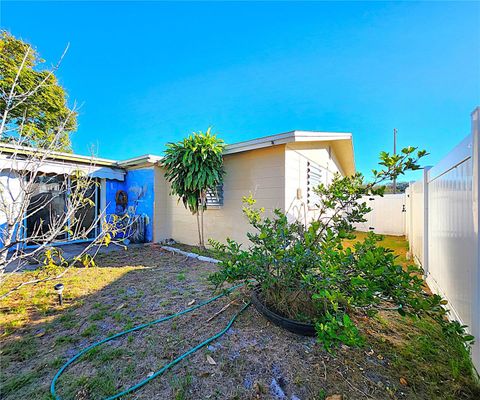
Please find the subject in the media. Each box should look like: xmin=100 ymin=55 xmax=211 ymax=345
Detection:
xmin=50 ymin=283 xmax=249 ymax=400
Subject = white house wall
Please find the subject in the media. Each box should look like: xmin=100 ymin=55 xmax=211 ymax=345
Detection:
xmin=284 ymin=142 xmax=344 ymax=225
xmin=154 ymin=145 xmax=286 ymax=246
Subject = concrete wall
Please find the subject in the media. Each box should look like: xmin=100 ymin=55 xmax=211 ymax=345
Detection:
xmin=124 ymin=167 xmax=155 ymax=242
xmin=104 ymin=179 xmax=126 ymax=215
xmin=154 ymin=145 xmax=286 ymax=246
xmin=284 ymin=142 xmax=344 ymax=224
xmin=103 ymin=167 xmax=155 ymax=242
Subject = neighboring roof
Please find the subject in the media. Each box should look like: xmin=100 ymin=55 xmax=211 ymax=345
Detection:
xmin=224 ymin=130 xmax=355 ymax=175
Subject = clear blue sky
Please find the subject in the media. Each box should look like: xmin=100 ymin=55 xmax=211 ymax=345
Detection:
xmin=2 ymin=1 xmax=479 ymax=181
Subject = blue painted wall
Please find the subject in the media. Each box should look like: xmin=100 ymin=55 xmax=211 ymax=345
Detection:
xmin=105 ymin=179 xmax=126 ymax=215
xmin=105 ymin=167 xmax=155 ymax=242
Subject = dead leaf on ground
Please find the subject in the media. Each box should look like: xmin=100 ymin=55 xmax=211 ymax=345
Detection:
xmin=206 ymin=355 xmax=216 ymax=365
xmin=326 ymin=395 xmax=343 ymax=400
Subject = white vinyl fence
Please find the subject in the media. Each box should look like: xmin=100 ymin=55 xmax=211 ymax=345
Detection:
xmin=354 ymin=194 xmax=406 ymax=236
xmin=406 ymin=107 xmax=480 ymax=372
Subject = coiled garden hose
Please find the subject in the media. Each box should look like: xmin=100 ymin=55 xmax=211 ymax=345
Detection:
xmin=51 ymin=283 xmax=250 ymax=400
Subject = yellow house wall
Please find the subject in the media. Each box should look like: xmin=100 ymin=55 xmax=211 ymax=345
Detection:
xmin=284 ymin=142 xmax=345 ymax=224
xmin=154 ymin=145 xmax=286 ymax=246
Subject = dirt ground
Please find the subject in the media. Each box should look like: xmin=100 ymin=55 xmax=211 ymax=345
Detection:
xmin=1 ymin=242 xmax=479 ymax=400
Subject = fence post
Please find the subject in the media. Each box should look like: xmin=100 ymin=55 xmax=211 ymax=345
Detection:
xmin=472 ymin=107 xmax=480 ymax=370
xmin=423 ymin=166 xmax=432 ymax=278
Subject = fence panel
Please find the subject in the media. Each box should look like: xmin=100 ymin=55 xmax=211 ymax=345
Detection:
xmin=355 ymin=194 xmax=406 ymax=236
xmin=406 ymin=180 xmax=425 ymax=265
xmin=406 ymin=107 xmax=480 ymax=372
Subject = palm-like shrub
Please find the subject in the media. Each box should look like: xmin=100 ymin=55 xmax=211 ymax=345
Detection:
xmin=162 ymin=128 xmax=225 ymax=248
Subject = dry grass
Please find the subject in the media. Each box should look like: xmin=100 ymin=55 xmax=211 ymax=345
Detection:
xmin=0 ymin=237 xmax=478 ymax=400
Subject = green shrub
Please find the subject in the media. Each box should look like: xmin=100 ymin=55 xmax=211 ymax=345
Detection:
xmin=210 ymin=147 xmax=475 ymax=352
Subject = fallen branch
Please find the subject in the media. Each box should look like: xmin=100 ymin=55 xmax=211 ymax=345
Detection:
xmin=337 ymin=370 xmax=373 ymax=399
xmin=206 ymin=300 xmax=237 ymax=322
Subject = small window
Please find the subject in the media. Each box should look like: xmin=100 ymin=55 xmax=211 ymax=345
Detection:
xmin=307 ymin=161 xmax=322 ymax=208
xmin=206 ymin=184 xmax=224 ymax=207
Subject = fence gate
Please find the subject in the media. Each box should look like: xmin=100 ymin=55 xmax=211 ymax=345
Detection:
xmin=355 ymin=194 xmax=406 ymax=236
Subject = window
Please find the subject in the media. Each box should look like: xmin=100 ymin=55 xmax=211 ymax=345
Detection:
xmin=205 ymin=184 xmax=224 ymax=207
xmin=307 ymin=161 xmax=323 ymax=209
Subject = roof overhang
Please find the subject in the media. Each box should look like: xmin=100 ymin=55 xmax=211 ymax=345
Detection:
xmin=117 ymin=154 xmax=162 ymax=168
xmin=224 ymin=130 xmax=355 ymax=175
xmin=1 ymin=130 xmax=356 ymax=176
xmin=0 ymin=143 xmax=125 ymax=180
xmin=0 ymin=154 xmax=125 ymax=180
xmin=0 ymin=142 xmax=118 ymax=166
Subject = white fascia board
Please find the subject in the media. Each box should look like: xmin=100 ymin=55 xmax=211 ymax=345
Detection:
xmin=0 ymin=142 xmax=118 ymax=166
xmin=293 ymin=131 xmax=352 ymax=142
xmin=117 ymin=154 xmax=163 ymax=168
xmin=224 ymin=130 xmax=352 ymax=155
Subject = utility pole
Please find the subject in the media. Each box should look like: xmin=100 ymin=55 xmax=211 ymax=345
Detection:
xmin=393 ymin=128 xmax=397 ymax=194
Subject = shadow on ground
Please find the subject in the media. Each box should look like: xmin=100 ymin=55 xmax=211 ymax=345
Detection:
xmin=1 ymin=244 xmax=479 ymax=400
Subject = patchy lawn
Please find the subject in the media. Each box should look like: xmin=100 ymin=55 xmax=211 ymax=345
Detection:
xmin=1 ymin=237 xmax=479 ymax=399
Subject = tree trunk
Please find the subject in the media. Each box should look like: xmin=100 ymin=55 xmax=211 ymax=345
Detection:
xmin=196 ymin=209 xmax=201 ymax=247
xmin=200 ymin=191 xmax=205 ymax=249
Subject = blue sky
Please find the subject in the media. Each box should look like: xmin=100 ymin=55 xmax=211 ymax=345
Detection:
xmin=2 ymin=1 xmax=479 ymax=181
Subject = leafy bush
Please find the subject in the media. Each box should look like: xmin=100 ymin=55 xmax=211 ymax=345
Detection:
xmin=210 ymin=147 xmax=475 ymax=351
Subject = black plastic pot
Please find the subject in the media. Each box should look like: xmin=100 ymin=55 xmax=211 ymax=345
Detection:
xmin=251 ymin=287 xmax=317 ymax=336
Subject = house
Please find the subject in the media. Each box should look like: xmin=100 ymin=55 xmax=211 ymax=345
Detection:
xmin=0 ymin=131 xmax=354 ymax=248
xmin=154 ymin=131 xmax=354 ymax=245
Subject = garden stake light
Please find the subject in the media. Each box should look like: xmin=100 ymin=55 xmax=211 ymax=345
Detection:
xmin=54 ymin=283 xmax=64 ymax=306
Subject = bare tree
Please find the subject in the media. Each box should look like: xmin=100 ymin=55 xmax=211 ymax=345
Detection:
xmin=0 ymin=43 xmax=134 ymax=297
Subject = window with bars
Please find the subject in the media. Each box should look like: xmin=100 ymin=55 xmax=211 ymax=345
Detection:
xmin=307 ymin=161 xmax=323 ymax=209
xmin=205 ymin=184 xmax=224 ymax=207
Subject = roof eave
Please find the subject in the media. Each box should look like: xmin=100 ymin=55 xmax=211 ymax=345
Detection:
xmin=0 ymin=143 xmax=119 ymax=167
xmin=223 ymin=130 xmax=353 ymax=155
xmin=117 ymin=154 xmax=162 ymax=168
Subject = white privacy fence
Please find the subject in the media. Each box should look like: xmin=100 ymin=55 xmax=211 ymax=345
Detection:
xmin=405 ymin=178 xmax=425 ymax=265
xmin=354 ymin=194 xmax=406 ymax=236
xmin=405 ymin=107 xmax=480 ymax=372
